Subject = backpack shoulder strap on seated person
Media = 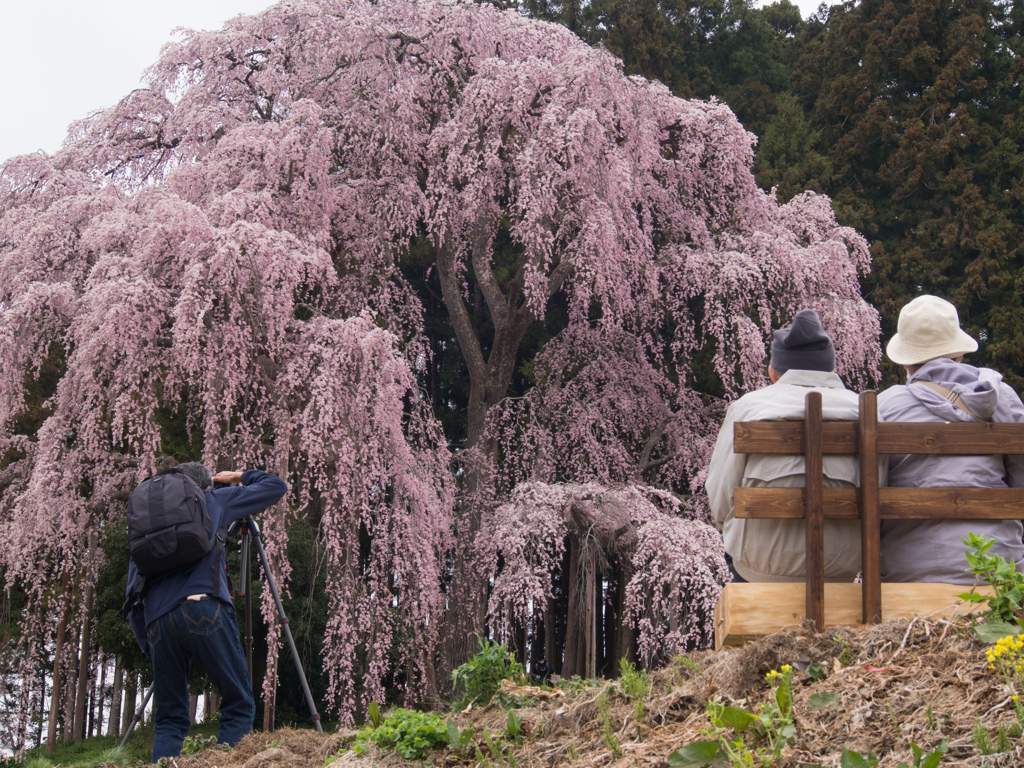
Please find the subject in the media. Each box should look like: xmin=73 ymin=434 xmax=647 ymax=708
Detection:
xmin=914 ymin=380 xmax=987 ymax=422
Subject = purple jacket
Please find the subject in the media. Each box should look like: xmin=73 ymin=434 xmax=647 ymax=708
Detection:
xmin=878 ymin=358 xmax=1024 ymax=583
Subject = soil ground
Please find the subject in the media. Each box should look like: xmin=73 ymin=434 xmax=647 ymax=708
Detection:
xmin=165 ymin=615 xmax=1024 ymax=768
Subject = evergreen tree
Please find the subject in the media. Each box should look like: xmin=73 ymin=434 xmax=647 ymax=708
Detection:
xmin=788 ymin=0 xmax=1024 ymax=384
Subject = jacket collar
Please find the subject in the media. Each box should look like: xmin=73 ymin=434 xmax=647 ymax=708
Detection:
xmin=774 ymin=369 xmax=847 ymax=389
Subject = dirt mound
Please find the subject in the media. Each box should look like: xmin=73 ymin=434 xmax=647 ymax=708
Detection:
xmin=171 ymin=615 xmax=1024 ymax=767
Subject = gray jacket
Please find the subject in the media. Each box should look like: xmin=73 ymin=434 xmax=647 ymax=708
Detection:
xmin=878 ymin=358 xmax=1024 ymax=583
xmin=705 ymin=369 xmax=866 ymax=583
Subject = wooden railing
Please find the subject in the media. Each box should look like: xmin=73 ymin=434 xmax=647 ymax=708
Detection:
xmin=715 ymin=390 xmax=1021 ymax=647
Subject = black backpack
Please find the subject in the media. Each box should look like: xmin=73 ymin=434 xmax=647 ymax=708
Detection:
xmin=122 ymin=470 xmax=224 ymax=615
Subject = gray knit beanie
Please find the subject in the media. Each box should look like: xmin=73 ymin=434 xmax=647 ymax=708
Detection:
xmin=770 ymin=309 xmax=835 ymax=373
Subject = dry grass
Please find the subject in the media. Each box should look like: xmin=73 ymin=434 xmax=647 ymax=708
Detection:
xmin=162 ymin=616 xmax=1024 ymax=768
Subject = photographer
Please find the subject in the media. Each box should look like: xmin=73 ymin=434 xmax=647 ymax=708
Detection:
xmin=125 ymin=464 xmax=287 ymax=762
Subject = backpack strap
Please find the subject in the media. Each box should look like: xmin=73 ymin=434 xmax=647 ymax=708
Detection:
xmin=120 ymin=573 xmax=148 ymax=619
xmin=914 ymin=381 xmax=987 ymax=422
xmin=210 ymin=526 xmax=227 ymax=601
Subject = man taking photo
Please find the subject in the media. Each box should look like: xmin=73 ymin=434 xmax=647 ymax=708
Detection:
xmin=125 ymin=463 xmax=287 ymax=761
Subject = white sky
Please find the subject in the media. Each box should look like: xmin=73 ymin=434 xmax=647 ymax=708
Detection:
xmin=0 ymin=0 xmax=828 ymax=164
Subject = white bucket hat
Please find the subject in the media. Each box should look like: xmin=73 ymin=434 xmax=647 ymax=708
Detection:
xmin=886 ymin=295 xmax=978 ymax=366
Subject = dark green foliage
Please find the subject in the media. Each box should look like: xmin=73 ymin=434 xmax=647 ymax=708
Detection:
xmin=787 ymin=0 xmax=1024 ymax=387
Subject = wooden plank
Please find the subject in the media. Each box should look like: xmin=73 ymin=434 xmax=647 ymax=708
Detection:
xmin=734 ymin=421 xmax=858 ymax=455
xmin=715 ymin=582 xmax=995 ymax=649
xmin=877 ymin=422 xmax=1024 ymax=454
xmin=805 ymin=392 xmax=825 ymax=632
xmin=859 ymin=391 xmax=882 ymax=624
xmin=736 ymin=486 xmax=1024 ymax=520
xmin=878 ymin=487 xmax=1024 ymax=519
xmin=735 ymin=487 xmax=859 ymax=518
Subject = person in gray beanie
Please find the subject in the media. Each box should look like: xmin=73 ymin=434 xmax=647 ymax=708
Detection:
xmin=705 ymin=309 xmax=872 ymax=582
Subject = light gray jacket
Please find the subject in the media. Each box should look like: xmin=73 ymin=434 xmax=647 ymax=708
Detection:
xmin=705 ymin=369 xmax=867 ymax=583
xmin=878 ymin=358 xmax=1024 ymax=583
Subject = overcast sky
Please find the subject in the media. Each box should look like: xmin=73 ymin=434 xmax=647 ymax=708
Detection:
xmin=0 ymin=0 xmax=828 ymax=164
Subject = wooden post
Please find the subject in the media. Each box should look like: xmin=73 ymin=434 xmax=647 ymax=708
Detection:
xmin=804 ymin=392 xmax=825 ymax=631
xmin=859 ymin=391 xmax=882 ymax=623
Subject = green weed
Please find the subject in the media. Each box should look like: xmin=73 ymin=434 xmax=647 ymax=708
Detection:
xmin=451 ymin=635 xmax=527 ymax=710
xmin=596 ymin=689 xmax=621 ymax=757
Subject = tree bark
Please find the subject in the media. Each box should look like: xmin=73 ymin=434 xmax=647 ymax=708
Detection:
xmin=121 ymin=672 xmax=137 ymax=736
xmin=562 ymin=537 xmax=581 ymax=678
xmin=189 ymin=694 xmax=199 ymax=725
xmin=46 ymin=574 xmax=70 ymax=753
xmin=73 ymin=531 xmax=98 ymax=743
xmin=107 ymin=657 xmax=123 ymax=737
xmin=434 ymin=230 xmax=567 ymax=685
xmin=94 ymin=652 xmax=106 ymax=736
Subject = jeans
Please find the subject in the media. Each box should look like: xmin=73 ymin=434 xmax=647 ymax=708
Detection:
xmin=147 ymin=598 xmax=254 ymax=761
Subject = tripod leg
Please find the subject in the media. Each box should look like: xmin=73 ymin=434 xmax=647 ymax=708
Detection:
xmin=119 ymin=685 xmax=154 ymax=748
xmin=239 ymin=526 xmax=253 ymax=685
xmin=248 ymin=519 xmax=323 ymax=733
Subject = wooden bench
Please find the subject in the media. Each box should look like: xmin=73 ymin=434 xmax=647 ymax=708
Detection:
xmin=714 ymin=390 xmax=1021 ymax=648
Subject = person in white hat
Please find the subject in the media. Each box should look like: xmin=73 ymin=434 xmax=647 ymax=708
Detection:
xmin=706 ymin=309 xmax=867 ymax=583
xmin=879 ymin=295 xmax=1024 ymax=582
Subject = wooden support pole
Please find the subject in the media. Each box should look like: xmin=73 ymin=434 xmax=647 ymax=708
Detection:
xmin=859 ymin=391 xmax=882 ymax=623
xmin=804 ymin=392 xmax=825 ymax=632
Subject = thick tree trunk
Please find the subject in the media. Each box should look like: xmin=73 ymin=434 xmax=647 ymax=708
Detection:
xmin=46 ymin=592 xmax=68 ymax=753
xmin=615 ymin=562 xmax=636 ymax=666
xmin=121 ymin=673 xmax=137 ymax=736
xmin=435 ymin=230 xmax=564 ymax=686
xmin=94 ymin=652 xmax=106 ymax=737
xmin=543 ymin=605 xmax=554 ymax=670
xmin=562 ymin=537 xmax=581 ymax=678
xmin=73 ymin=532 xmax=98 ymax=743
xmin=600 ymin=572 xmax=612 ymax=677
xmin=37 ymin=666 xmax=46 ymax=749
xmin=62 ymin=626 xmax=79 ymax=742
xmin=107 ymin=657 xmax=123 ymax=737
xmin=584 ymin=554 xmax=596 ymax=679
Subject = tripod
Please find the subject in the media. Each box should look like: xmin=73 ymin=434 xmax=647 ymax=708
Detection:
xmin=236 ymin=516 xmax=323 ymax=733
xmin=120 ymin=516 xmax=322 ymax=747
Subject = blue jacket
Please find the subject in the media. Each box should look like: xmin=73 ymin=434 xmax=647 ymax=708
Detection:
xmin=127 ymin=469 xmax=288 ymax=655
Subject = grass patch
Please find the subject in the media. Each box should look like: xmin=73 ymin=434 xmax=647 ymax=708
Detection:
xmin=20 ymin=722 xmax=220 ymax=767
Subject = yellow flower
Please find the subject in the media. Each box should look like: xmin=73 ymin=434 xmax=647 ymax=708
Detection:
xmin=780 ymin=665 xmax=792 ymax=673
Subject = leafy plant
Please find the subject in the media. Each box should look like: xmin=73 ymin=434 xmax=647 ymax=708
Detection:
xmin=833 ymin=634 xmax=856 ymax=667
xmin=805 ymin=661 xmax=827 ymax=682
xmin=619 ymin=658 xmax=651 ymax=721
xmin=984 ymin=633 xmax=1024 ymax=719
xmin=841 ymin=740 xmax=948 ymax=768
xmin=596 ymin=689 xmax=621 ymax=757
xmin=367 ymin=699 xmax=381 ymax=728
xmin=451 ymin=635 xmax=526 ymax=709
xmin=840 ymin=747 xmax=879 ymax=768
xmin=179 ymin=735 xmax=227 ymax=756
xmin=677 ymin=656 xmax=702 ymax=674
xmin=352 ymin=708 xmax=451 ymax=760
xmin=670 ymin=664 xmax=797 ymax=768
xmin=972 ymin=720 xmax=993 ymax=754
xmin=959 ymin=532 xmax=1024 ymax=636
xmin=506 ymin=711 xmax=524 ymax=745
